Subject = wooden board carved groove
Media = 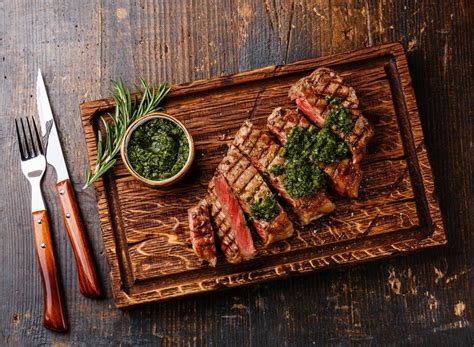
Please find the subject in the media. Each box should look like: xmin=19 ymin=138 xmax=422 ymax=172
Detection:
xmin=80 ymin=42 xmax=446 ymax=308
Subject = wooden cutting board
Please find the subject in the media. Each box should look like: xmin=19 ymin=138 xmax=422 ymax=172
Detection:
xmin=80 ymin=42 xmax=446 ymax=308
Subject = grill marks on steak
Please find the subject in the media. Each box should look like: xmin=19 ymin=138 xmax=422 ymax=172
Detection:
xmin=288 ymin=67 xmax=359 ymax=118
xmin=234 ymin=121 xmax=335 ymax=224
xmin=267 ymin=108 xmax=311 ymax=145
xmin=268 ymin=108 xmax=362 ymax=198
xmin=217 ymin=145 xmax=294 ymax=244
xmin=208 ymin=183 xmax=243 ymax=264
xmin=187 ymin=198 xmax=217 ymax=266
xmin=187 ymin=66 xmax=375 ymax=266
xmin=288 ymin=67 xmax=374 ymax=164
xmin=322 ymin=159 xmax=362 ymax=198
xmin=345 ymin=115 xmax=374 ymax=164
xmin=208 ymin=176 xmax=256 ymax=263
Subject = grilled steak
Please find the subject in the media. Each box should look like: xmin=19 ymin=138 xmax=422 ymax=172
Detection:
xmin=322 ymin=159 xmax=362 ymax=198
xmin=288 ymin=67 xmax=374 ymax=163
xmin=217 ymin=145 xmax=294 ymax=244
xmin=187 ymin=66 xmax=377 ymax=266
xmin=268 ymin=108 xmax=362 ymax=198
xmin=233 ymin=121 xmax=335 ymax=224
xmin=208 ymin=175 xmax=256 ymax=263
xmin=188 ymin=199 xmax=217 ymax=266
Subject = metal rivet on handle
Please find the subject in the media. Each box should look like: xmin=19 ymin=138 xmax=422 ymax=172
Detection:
xmin=66 ymin=212 xmax=71 ymax=218
xmin=60 ymin=189 xmax=65 ymax=195
xmin=41 ymin=243 xmax=46 ymax=248
xmin=37 ymin=218 xmax=42 ymax=224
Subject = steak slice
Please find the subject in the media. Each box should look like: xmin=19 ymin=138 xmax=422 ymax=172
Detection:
xmin=268 ymin=108 xmax=362 ymax=198
xmin=217 ymin=145 xmax=294 ymax=244
xmin=289 ymin=67 xmax=360 ymax=115
xmin=322 ymin=159 xmax=362 ymax=198
xmin=188 ymin=198 xmax=217 ymax=266
xmin=209 ymin=175 xmax=256 ymax=263
xmin=233 ymin=121 xmax=335 ymax=224
xmin=288 ymin=67 xmax=374 ymax=163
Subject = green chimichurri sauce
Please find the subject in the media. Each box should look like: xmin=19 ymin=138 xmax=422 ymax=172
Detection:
xmin=250 ymin=195 xmax=279 ymax=222
xmin=268 ymin=164 xmax=285 ymax=176
xmin=282 ymin=125 xmax=349 ymax=164
xmin=279 ymin=126 xmax=328 ymax=198
xmin=310 ymin=127 xmax=349 ymax=163
xmin=127 ymin=118 xmax=189 ymax=181
xmin=267 ymin=96 xmax=352 ymax=199
xmin=324 ymin=95 xmax=354 ymax=133
xmin=282 ymin=156 xmax=326 ymax=199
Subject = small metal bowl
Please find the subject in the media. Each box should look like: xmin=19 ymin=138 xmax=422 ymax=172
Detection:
xmin=120 ymin=112 xmax=195 ymax=187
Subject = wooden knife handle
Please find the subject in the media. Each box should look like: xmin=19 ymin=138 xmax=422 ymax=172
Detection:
xmin=32 ymin=210 xmax=68 ymax=332
xmin=56 ymin=179 xmax=101 ymax=298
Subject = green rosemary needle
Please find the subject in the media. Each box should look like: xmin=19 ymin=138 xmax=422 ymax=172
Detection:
xmin=83 ymin=79 xmax=170 ymax=189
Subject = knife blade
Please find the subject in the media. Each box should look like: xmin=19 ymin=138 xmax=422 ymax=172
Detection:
xmin=36 ymin=69 xmax=101 ymax=298
xmin=36 ymin=69 xmax=69 ymax=182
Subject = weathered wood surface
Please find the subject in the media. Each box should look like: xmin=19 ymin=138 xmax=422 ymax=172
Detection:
xmin=80 ymin=42 xmax=446 ymax=306
xmin=1 ymin=0 xmax=472 ymax=345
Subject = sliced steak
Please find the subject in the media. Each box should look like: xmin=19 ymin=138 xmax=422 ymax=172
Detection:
xmin=288 ymin=67 xmax=374 ymax=163
xmin=322 ymin=159 xmax=362 ymax=198
xmin=209 ymin=175 xmax=256 ymax=262
xmin=268 ymin=108 xmax=362 ymax=198
xmin=289 ymin=67 xmax=359 ymax=118
xmin=188 ymin=198 xmax=217 ymax=266
xmin=217 ymin=145 xmax=294 ymax=244
xmin=233 ymin=121 xmax=335 ymax=224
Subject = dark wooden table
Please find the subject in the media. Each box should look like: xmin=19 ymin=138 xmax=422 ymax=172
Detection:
xmin=1 ymin=1 xmax=472 ymax=345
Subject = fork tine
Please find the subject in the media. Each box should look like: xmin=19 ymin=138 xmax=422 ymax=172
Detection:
xmin=15 ymin=118 xmax=26 ymax=160
xmin=32 ymin=117 xmax=44 ymax=155
xmin=26 ymin=117 xmax=37 ymax=157
xmin=20 ymin=118 xmax=32 ymax=159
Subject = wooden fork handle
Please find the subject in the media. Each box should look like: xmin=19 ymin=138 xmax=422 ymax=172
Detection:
xmin=32 ymin=210 xmax=68 ymax=332
xmin=56 ymin=179 xmax=101 ymax=298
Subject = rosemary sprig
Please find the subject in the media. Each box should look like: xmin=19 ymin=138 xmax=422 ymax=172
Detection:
xmin=83 ymin=79 xmax=170 ymax=189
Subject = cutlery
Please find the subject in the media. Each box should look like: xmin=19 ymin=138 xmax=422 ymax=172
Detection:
xmin=16 ymin=117 xmax=68 ymax=332
xmin=36 ymin=69 xmax=101 ymax=298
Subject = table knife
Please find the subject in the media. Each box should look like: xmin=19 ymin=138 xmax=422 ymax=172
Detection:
xmin=36 ymin=69 xmax=101 ymax=298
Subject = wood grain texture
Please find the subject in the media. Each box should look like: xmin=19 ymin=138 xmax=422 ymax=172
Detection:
xmin=1 ymin=0 xmax=472 ymax=345
xmin=56 ymin=179 xmax=101 ymax=298
xmin=80 ymin=42 xmax=446 ymax=307
xmin=31 ymin=210 xmax=68 ymax=332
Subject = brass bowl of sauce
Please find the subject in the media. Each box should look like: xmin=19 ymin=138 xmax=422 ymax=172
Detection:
xmin=120 ymin=112 xmax=195 ymax=187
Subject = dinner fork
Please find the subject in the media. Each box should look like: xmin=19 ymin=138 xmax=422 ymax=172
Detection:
xmin=15 ymin=117 xmax=68 ymax=332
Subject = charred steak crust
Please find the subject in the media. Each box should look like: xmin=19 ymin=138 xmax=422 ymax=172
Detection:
xmin=233 ymin=121 xmax=335 ymax=225
xmin=288 ymin=67 xmax=374 ymax=164
xmin=188 ymin=199 xmax=217 ymax=266
xmin=210 ymin=174 xmax=257 ymax=262
xmin=208 ymin=181 xmax=245 ymax=264
xmin=186 ymin=66 xmax=376 ymax=266
xmin=268 ymin=108 xmax=363 ymax=198
xmin=289 ymin=67 xmax=359 ymax=111
xmin=217 ymin=145 xmax=294 ymax=244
